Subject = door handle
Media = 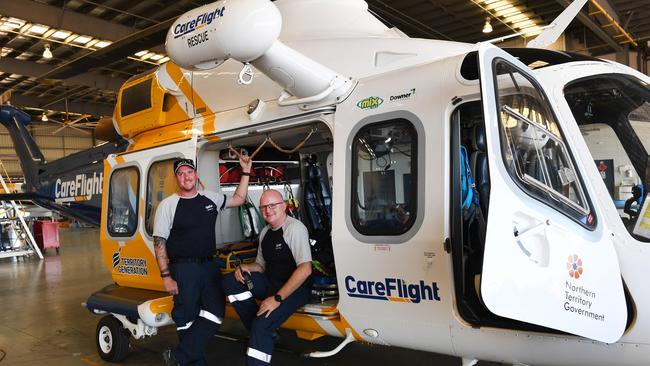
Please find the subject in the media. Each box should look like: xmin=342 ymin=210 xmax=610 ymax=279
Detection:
xmin=514 ymin=220 xmax=550 ymax=267
xmin=514 ymin=221 xmax=546 ymax=240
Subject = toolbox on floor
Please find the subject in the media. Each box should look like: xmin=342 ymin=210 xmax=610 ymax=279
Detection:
xmin=33 ymin=220 xmax=60 ymax=253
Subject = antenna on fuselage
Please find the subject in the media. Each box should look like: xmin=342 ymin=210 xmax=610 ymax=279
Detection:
xmin=526 ymin=0 xmax=588 ymax=49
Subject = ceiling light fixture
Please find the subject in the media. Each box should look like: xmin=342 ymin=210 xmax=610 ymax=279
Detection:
xmin=72 ymin=35 xmax=92 ymax=44
xmin=27 ymin=24 xmax=48 ymax=35
xmin=42 ymin=44 xmax=53 ymax=59
xmin=483 ymin=17 xmax=493 ymax=33
xmin=94 ymin=41 xmax=111 ymax=48
xmin=50 ymin=30 xmax=71 ymax=39
xmin=41 ymin=112 xmax=48 ymax=122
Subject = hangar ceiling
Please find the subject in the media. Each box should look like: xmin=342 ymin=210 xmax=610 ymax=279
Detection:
xmin=0 ymin=0 xmax=648 ymax=127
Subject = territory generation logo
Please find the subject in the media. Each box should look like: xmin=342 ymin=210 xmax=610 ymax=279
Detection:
xmin=112 ymin=248 xmax=148 ymax=276
xmin=345 ymin=275 xmax=441 ymax=303
xmin=566 ymin=254 xmax=583 ymax=279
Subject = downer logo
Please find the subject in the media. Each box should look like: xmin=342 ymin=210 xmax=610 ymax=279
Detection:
xmin=345 ymin=275 xmax=441 ymax=303
xmin=389 ymin=88 xmax=416 ymax=102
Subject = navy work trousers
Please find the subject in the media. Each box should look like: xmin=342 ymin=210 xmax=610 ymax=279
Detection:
xmin=223 ymin=272 xmax=310 ymax=365
xmin=170 ymin=261 xmax=225 ymax=366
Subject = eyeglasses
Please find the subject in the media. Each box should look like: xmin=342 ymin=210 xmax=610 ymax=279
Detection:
xmin=259 ymin=201 xmax=284 ymax=211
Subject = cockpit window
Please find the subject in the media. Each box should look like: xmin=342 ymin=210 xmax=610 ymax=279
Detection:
xmin=494 ymin=59 xmax=592 ymax=224
xmin=564 ymin=74 xmax=650 ymax=240
xmin=108 ymin=167 xmax=139 ymax=237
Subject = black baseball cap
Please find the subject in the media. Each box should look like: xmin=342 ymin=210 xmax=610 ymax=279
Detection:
xmin=173 ymin=158 xmax=196 ymax=174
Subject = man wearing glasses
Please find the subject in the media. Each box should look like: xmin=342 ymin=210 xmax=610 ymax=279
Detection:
xmin=154 ymin=156 xmax=252 ymax=366
xmin=223 ymin=189 xmax=312 ymax=366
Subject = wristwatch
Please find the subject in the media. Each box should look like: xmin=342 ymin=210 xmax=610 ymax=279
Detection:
xmin=274 ymin=294 xmax=283 ymax=303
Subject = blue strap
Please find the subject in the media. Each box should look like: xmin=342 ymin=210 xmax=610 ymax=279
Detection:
xmin=460 ymin=146 xmax=474 ymax=210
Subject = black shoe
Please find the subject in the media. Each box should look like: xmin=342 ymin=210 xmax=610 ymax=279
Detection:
xmin=162 ymin=347 xmax=180 ymax=366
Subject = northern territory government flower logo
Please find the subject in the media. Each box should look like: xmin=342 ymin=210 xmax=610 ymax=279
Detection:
xmin=567 ymin=254 xmax=583 ymax=279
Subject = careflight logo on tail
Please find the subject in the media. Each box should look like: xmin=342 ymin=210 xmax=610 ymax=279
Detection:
xmin=54 ymin=172 xmax=103 ymax=202
xmin=344 ymin=275 xmax=441 ymax=303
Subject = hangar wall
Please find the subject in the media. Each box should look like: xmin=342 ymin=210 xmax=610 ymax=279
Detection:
xmin=0 ymin=125 xmax=95 ymax=178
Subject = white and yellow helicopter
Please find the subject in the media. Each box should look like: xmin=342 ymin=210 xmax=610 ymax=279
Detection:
xmin=78 ymin=0 xmax=650 ymax=364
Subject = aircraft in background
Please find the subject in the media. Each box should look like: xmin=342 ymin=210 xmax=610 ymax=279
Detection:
xmin=0 ymin=106 xmax=127 ymax=225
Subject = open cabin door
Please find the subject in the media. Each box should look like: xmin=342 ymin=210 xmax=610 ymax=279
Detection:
xmin=477 ymin=43 xmax=627 ymax=343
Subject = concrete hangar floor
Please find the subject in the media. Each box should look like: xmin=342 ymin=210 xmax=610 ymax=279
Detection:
xmin=0 ymin=228 xmax=500 ymax=365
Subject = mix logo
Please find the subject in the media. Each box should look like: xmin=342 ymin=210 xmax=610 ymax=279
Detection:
xmin=567 ymin=254 xmax=583 ymax=279
xmin=344 ymin=275 xmax=441 ymax=303
xmin=357 ymin=96 xmax=383 ymax=110
xmin=173 ymin=7 xmax=225 ymax=39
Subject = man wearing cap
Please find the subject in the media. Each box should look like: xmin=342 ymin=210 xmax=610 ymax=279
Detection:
xmin=222 ymin=189 xmax=312 ymax=366
xmin=154 ymin=156 xmax=252 ymax=366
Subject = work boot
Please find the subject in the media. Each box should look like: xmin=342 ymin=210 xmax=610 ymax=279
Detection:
xmin=162 ymin=347 xmax=180 ymax=366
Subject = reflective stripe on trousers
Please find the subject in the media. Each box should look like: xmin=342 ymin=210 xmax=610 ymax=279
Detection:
xmin=247 ymin=347 xmax=272 ymax=363
xmin=177 ymin=321 xmax=193 ymax=331
xmin=199 ymin=309 xmax=222 ymax=324
xmin=228 ymin=291 xmax=253 ymax=303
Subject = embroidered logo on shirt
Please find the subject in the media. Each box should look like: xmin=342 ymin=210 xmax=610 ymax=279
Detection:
xmin=274 ymin=242 xmax=283 ymax=251
xmin=205 ymin=204 xmax=215 ymax=212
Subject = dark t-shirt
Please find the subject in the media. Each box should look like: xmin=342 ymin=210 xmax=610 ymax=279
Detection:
xmin=153 ymin=192 xmax=227 ymax=258
xmin=261 ymin=227 xmax=296 ymax=288
xmin=256 ymin=217 xmax=311 ymax=288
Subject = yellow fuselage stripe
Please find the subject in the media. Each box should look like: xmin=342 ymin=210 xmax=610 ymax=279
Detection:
xmin=165 ymin=63 xmax=216 ymax=137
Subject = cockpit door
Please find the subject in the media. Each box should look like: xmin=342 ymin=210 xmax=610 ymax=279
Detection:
xmin=477 ymin=43 xmax=627 ymax=343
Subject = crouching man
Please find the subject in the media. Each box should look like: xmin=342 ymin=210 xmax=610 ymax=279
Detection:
xmin=223 ymin=189 xmax=312 ymax=365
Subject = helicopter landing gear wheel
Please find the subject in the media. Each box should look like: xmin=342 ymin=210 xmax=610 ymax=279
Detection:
xmin=96 ymin=315 xmax=130 ymax=362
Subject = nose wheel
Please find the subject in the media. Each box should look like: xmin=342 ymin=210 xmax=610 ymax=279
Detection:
xmin=96 ymin=315 xmax=130 ymax=362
